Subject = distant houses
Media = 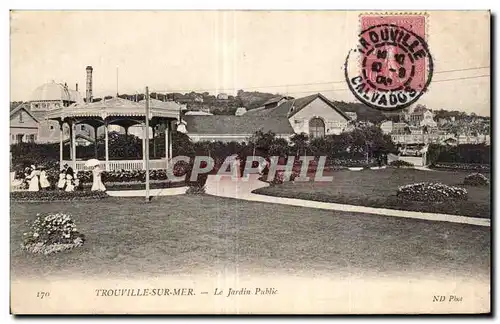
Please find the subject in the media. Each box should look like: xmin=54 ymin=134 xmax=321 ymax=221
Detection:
xmin=380 ymin=105 xmax=490 ymax=146
xmin=216 ymin=93 xmax=229 ymax=100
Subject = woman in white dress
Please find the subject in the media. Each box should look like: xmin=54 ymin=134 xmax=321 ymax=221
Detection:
xmin=57 ymin=170 xmax=66 ymax=190
xmin=27 ymin=165 xmax=40 ymax=192
xmin=65 ymin=174 xmax=74 ymax=192
xmin=91 ymin=165 xmax=106 ymax=192
xmin=39 ymin=166 xmax=50 ymax=190
xmin=73 ymin=171 xmax=80 ymax=191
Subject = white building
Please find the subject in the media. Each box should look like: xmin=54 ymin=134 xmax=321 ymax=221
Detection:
xmin=380 ymin=120 xmax=393 ymax=134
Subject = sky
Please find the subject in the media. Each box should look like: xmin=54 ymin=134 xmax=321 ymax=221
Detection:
xmin=10 ymin=10 xmax=490 ymax=115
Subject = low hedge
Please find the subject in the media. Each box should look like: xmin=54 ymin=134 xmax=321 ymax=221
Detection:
xmin=101 ymin=181 xmax=186 ymax=191
xmin=389 ymin=160 xmax=414 ymax=168
xmin=463 ymin=173 xmax=490 ymax=186
xmin=397 ymin=182 xmax=468 ymax=202
xmin=11 ymin=190 xmax=108 ymax=202
xmin=432 ymin=162 xmax=490 ymax=172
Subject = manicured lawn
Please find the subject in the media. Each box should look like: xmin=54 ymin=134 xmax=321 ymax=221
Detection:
xmin=11 ymin=195 xmax=490 ymax=281
xmin=254 ymin=168 xmax=490 ymax=218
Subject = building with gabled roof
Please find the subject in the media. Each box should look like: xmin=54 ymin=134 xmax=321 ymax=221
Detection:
xmin=183 ymin=93 xmax=351 ymax=142
xmin=10 ymin=102 xmax=40 ymax=144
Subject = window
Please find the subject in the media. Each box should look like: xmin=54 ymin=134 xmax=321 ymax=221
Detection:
xmin=16 ymin=134 xmax=24 ymax=143
xmin=50 ymin=125 xmax=55 ymax=130
xmin=309 ymin=118 xmax=325 ymax=138
xmin=81 ymin=125 xmax=86 ymax=131
xmin=28 ymin=134 xmax=36 ymax=143
xmin=19 ymin=113 xmax=23 ymax=123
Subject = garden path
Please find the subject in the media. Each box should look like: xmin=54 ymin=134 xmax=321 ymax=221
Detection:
xmin=203 ymin=174 xmax=490 ymax=227
xmin=106 ymin=186 xmax=188 ymax=197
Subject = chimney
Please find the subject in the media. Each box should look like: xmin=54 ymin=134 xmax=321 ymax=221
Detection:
xmin=86 ymin=66 xmax=93 ymax=103
xmin=76 ymin=83 xmax=78 ymax=92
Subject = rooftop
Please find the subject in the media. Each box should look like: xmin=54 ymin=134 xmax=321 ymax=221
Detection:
xmin=183 ymin=115 xmax=295 ymax=135
xmin=31 ymin=81 xmax=82 ymax=103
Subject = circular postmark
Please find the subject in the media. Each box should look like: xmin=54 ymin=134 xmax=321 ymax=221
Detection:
xmin=344 ymin=23 xmax=433 ymax=112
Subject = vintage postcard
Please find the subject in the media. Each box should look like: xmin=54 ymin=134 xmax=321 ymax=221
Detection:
xmin=9 ymin=10 xmax=491 ymax=314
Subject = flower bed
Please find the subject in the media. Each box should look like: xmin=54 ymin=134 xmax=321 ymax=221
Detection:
xmin=463 ymin=173 xmax=490 ymax=186
xmin=45 ymin=165 xmax=193 ymax=185
xmin=81 ymin=179 xmax=185 ymax=189
xmin=22 ymin=212 xmax=86 ymax=255
xmin=389 ymin=160 xmax=414 ymax=168
xmin=432 ymin=162 xmax=490 ymax=172
xmin=11 ymin=190 xmax=108 ymax=202
xmin=397 ymin=182 xmax=468 ymax=202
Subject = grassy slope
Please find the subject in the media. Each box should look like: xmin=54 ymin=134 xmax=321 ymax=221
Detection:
xmin=254 ymin=168 xmax=490 ymax=218
xmin=11 ymin=195 xmax=490 ymax=280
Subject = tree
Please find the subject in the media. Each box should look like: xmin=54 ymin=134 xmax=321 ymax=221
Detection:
xmin=269 ymin=137 xmax=290 ymax=157
xmin=289 ymin=133 xmax=309 ymax=157
xmin=248 ymin=130 xmax=277 ymax=158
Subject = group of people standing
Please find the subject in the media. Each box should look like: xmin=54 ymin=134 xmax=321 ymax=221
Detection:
xmin=57 ymin=164 xmax=81 ymax=192
xmin=22 ymin=163 xmax=106 ymax=192
xmin=24 ymin=165 xmax=50 ymax=191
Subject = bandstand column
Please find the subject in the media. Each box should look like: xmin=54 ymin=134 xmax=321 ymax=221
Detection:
xmin=72 ymin=123 xmax=77 ymax=170
xmin=68 ymin=121 xmax=76 ymax=169
xmin=93 ymin=125 xmax=99 ymax=159
xmin=152 ymin=125 xmax=157 ymax=159
xmin=105 ymin=121 xmax=109 ymax=171
xmin=124 ymin=126 xmax=129 ymax=160
xmin=168 ymin=121 xmax=172 ymax=162
xmin=142 ymin=122 xmax=147 ymax=170
xmin=59 ymin=121 xmax=64 ymax=168
xmin=164 ymin=121 xmax=169 ymax=169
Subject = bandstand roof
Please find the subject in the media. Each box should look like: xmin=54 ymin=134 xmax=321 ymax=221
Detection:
xmin=45 ymin=97 xmax=179 ymax=121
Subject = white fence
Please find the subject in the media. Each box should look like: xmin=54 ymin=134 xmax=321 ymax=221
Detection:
xmin=63 ymin=159 xmax=168 ymax=171
xmin=387 ymin=154 xmax=426 ymax=167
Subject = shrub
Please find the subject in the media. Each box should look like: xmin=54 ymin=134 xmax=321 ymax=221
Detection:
xmin=432 ymin=162 xmax=490 ymax=172
xmin=22 ymin=212 xmax=86 ymax=255
xmin=268 ymin=169 xmax=300 ymax=185
xmin=397 ymin=182 xmax=468 ymax=202
xmin=11 ymin=190 xmax=108 ymax=202
xmin=463 ymin=173 xmax=490 ymax=186
xmin=389 ymin=160 xmax=414 ymax=168
xmin=185 ymin=184 xmax=206 ymax=194
xmin=172 ymin=160 xmax=191 ymax=177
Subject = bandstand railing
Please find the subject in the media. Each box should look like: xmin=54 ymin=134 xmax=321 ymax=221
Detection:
xmin=63 ymin=159 xmax=169 ymax=172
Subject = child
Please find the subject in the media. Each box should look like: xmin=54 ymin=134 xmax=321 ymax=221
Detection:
xmin=57 ymin=169 xmax=66 ymax=190
xmin=22 ymin=167 xmax=31 ymax=190
xmin=73 ymin=171 xmax=81 ymax=191
xmin=27 ymin=165 xmax=40 ymax=192
xmin=65 ymin=174 xmax=74 ymax=192
xmin=39 ymin=166 xmax=51 ymax=190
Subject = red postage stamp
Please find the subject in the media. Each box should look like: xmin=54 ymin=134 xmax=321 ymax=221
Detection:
xmin=344 ymin=13 xmax=433 ymax=111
